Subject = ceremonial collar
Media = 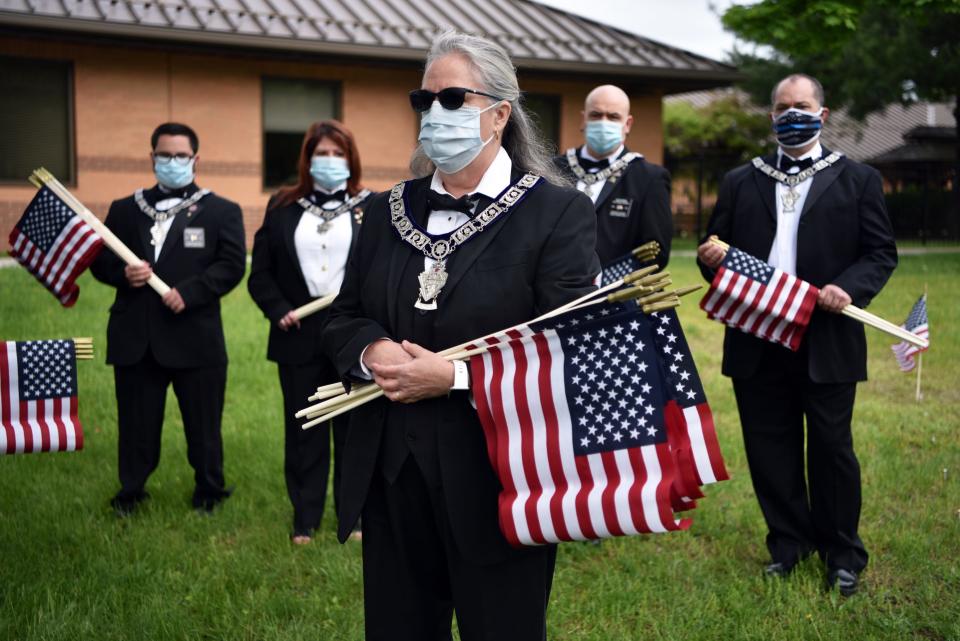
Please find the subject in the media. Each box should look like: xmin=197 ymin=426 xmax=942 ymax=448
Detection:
xmin=565 ymin=147 xmax=642 ymax=186
xmin=752 ymin=149 xmax=843 ymax=186
xmin=298 ymin=189 xmax=372 ymax=223
xmin=135 ymin=186 xmax=210 ymax=221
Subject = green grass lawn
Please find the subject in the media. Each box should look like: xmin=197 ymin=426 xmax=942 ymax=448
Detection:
xmin=1 ymin=254 xmax=958 ymax=641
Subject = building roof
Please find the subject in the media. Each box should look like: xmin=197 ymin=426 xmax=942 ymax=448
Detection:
xmin=667 ymin=87 xmax=957 ymax=162
xmin=0 ymin=0 xmax=738 ymax=87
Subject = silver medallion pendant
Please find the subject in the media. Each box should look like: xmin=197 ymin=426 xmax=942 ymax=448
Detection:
xmin=781 ymin=186 xmax=801 ymax=213
xmin=149 ymin=221 xmax=164 ymax=247
xmin=317 ymin=221 xmax=331 ymax=234
xmin=415 ymin=260 xmax=449 ymax=310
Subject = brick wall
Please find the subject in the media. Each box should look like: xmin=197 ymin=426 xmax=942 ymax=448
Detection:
xmin=1 ymin=35 xmax=667 ymax=252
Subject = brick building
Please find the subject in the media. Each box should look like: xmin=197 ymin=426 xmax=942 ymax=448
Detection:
xmin=0 ymin=0 xmax=737 ymax=250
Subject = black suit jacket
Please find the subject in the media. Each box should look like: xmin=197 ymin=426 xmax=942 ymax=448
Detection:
xmin=90 ymin=183 xmax=246 ymax=368
xmin=321 ymin=171 xmax=600 ymax=562
xmin=698 ymin=151 xmax=897 ymax=383
xmin=247 ymin=194 xmax=369 ymax=364
xmin=554 ymin=147 xmax=673 ymax=268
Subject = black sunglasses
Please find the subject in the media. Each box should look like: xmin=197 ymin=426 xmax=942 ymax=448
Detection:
xmin=409 ymin=87 xmax=503 ymax=112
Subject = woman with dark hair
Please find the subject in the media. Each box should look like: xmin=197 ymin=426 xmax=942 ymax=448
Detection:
xmin=322 ymin=32 xmax=599 ymax=640
xmin=248 ymin=119 xmax=373 ymax=544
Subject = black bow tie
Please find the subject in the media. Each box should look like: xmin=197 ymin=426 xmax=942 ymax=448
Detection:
xmin=578 ymin=156 xmax=609 ymax=173
xmin=312 ymin=190 xmax=347 ymax=206
xmin=426 ymin=191 xmax=480 ymax=217
xmin=778 ymin=155 xmax=816 ymax=173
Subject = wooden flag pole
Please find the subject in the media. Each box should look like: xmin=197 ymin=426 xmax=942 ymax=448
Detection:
xmin=300 ymin=279 xmax=696 ymax=428
xmin=73 ymin=337 xmax=94 ymax=361
xmin=707 ymin=236 xmax=928 ymax=349
xmin=31 ymin=168 xmax=171 ymax=297
xmin=292 ymin=292 xmax=338 ymax=321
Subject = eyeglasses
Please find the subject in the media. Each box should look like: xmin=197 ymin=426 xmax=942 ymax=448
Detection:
xmin=408 ymin=87 xmax=503 ymax=113
xmin=153 ymin=152 xmax=194 ymax=166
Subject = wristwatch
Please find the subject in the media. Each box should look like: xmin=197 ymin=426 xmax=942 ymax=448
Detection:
xmin=451 ymin=359 xmax=470 ymax=391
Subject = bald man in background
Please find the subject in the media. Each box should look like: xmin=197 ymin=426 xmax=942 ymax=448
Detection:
xmin=554 ymin=84 xmax=672 ymax=268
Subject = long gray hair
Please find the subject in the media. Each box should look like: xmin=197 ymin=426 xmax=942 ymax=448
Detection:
xmin=409 ymin=30 xmax=569 ymax=186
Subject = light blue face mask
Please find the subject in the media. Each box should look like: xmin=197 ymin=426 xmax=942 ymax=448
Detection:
xmin=310 ymin=156 xmax=351 ymax=190
xmin=418 ymin=100 xmax=500 ymax=174
xmin=154 ymin=157 xmax=195 ymax=190
xmin=585 ymin=120 xmax=624 ymax=156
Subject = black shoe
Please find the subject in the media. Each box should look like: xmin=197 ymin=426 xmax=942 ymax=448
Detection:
xmin=110 ymin=491 xmax=149 ymax=517
xmin=827 ymin=568 xmax=859 ymax=596
xmin=764 ymin=560 xmax=797 ymax=578
xmin=193 ymin=486 xmax=233 ymax=514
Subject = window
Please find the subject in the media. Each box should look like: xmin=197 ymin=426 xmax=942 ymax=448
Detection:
xmin=0 ymin=57 xmax=73 ymax=183
xmin=262 ymin=77 xmax=339 ymax=188
xmin=523 ymin=93 xmax=562 ymax=154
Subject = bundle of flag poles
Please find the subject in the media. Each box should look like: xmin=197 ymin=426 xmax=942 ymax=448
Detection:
xmin=1 ymin=338 xmax=93 ymax=454
xmin=297 ymin=264 xmax=730 ymax=545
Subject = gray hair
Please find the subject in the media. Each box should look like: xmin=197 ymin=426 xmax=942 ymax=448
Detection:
xmin=409 ymin=30 xmax=569 ymax=186
xmin=771 ymin=73 xmax=825 ymax=107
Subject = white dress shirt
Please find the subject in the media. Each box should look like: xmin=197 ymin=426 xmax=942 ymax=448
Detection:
xmin=768 ymin=142 xmax=822 ymax=276
xmin=576 ymin=143 xmax=624 ymax=202
xmin=358 ymin=147 xmax=514 ymax=377
xmin=294 ymin=181 xmax=351 ymax=297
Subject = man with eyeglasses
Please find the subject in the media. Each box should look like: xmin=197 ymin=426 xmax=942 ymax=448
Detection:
xmin=554 ymin=84 xmax=673 ymax=269
xmin=91 ymin=122 xmax=246 ymax=516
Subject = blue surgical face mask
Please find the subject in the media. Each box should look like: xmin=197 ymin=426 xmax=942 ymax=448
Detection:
xmin=154 ymin=157 xmax=195 ymax=190
xmin=418 ymin=100 xmax=500 ymax=174
xmin=310 ymin=156 xmax=351 ymax=190
xmin=585 ymin=120 xmax=624 ymax=155
xmin=772 ymin=107 xmax=824 ymax=149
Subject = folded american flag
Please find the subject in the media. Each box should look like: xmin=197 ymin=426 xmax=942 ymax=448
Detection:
xmin=8 ymin=186 xmax=103 ymax=306
xmin=470 ymin=309 xmax=690 ymax=546
xmin=648 ymin=309 xmax=728 ymax=506
xmin=1 ymin=339 xmax=84 ymax=454
xmin=892 ymin=294 xmax=928 ymax=372
xmin=700 ymin=246 xmax=819 ymax=351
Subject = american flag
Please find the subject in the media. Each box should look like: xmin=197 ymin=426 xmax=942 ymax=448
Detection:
xmin=8 ymin=186 xmax=103 ymax=306
xmin=648 ymin=310 xmax=728 ymax=505
xmin=0 ymin=339 xmax=84 ymax=454
xmin=470 ymin=310 xmax=690 ymax=546
xmin=892 ymin=294 xmax=929 ymax=372
xmin=700 ymin=246 xmax=819 ymax=351
xmin=601 ymin=253 xmax=643 ymax=286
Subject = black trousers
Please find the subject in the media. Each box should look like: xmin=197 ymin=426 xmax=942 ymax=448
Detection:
xmin=361 ymin=457 xmax=556 ymax=641
xmin=732 ymin=343 xmax=868 ymax=573
xmin=113 ymin=351 xmax=229 ymax=506
xmin=278 ymin=361 xmax=349 ymax=534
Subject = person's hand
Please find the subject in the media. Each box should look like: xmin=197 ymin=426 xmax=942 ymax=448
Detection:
xmin=162 ymin=288 xmax=186 ymax=314
xmin=817 ymin=284 xmax=851 ymax=313
xmin=697 ymin=241 xmax=725 ymax=269
xmin=370 ymin=341 xmax=454 ymax=403
xmin=278 ymin=311 xmax=301 ymax=331
xmin=124 ymin=261 xmax=153 ymax=287
xmin=362 ymin=339 xmax=414 ymax=370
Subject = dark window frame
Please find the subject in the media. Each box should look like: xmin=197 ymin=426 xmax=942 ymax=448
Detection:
xmin=522 ymin=92 xmax=562 ymax=154
xmin=0 ymin=55 xmax=76 ymax=187
xmin=261 ymin=75 xmax=342 ymax=191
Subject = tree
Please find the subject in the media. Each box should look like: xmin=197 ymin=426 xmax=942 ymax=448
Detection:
xmin=722 ymin=0 xmax=960 ymax=216
xmin=663 ymin=96 xmax=771 ymax=162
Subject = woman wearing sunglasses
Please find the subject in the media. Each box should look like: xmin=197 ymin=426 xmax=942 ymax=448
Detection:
xmin=322 ymin=31 xmax=599 ymax=640
xmin=248 ymin=120 xmax=373 ymax=544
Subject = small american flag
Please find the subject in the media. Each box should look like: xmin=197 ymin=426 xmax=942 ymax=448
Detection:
xmin=648 ymin=310 xmax=728 ymax=505
xmin=892 ymin=294 xmax=928 ymax=372
xmin=8 ymin=186 xmax=103 ymax=306
xmin=601 ymin=253 xmax=643 ymax=286
xmin=470 ymin=310 xmax=689 ymax=546
xmin=700 ymin=246 xmax=819 ymax=351
xmin=0 ymin=339 xmax=84 ymax=454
